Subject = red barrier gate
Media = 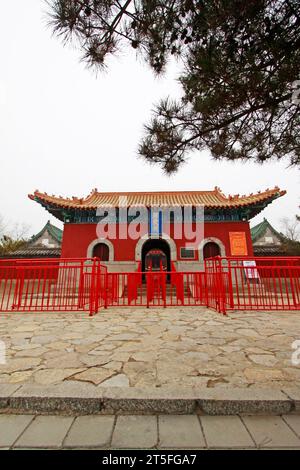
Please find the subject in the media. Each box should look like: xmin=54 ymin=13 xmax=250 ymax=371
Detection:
xmin=98 ymin=270 xmax=211 ymax=309
xmin=205 ymin=256 xmax=300 ymax=312
xmin=0 ymin=258 xmax=106 ymax=315
xmin=1 ymin=256 xmax=299 ymax=314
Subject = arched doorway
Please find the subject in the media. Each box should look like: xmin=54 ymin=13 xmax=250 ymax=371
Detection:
xmin=203 ymin=241 xmax=221 ymax=260
xmin=145 ymin=249 xmax=167 ymax=271
xmin=141 ymin=239 xmax=171 ymax=272
xmin=92 ymin=243 xmax=109 ymax=261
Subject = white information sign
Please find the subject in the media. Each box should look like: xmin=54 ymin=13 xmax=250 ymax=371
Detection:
xmin=243 ymin=260 xmax=260 ymax=279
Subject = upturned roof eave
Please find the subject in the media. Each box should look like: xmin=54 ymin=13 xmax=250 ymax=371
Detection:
xmin=29 ymin=187 xmax=286 ymax=222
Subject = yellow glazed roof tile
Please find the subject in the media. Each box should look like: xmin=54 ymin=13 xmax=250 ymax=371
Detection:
xmin=29 ymin=186 xmax=286 ymax=209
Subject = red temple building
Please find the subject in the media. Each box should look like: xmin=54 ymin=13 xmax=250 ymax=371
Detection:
xmin=29 ymin=186 xmax=285 ymax=272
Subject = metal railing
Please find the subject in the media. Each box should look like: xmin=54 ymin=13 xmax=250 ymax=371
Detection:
xmin=0 ymin=258 xmax=106 ymax=315
xmin=99 ymin=270 xmax=210 ymax=309
xmin=1 ymin=256 xmax=299 ymax=314
xmin=205 ymin=256 xmax=300 ymax=312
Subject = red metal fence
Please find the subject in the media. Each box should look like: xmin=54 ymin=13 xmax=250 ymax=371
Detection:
xmin=205 ymin=256 xmax=300 ymax=313
xmin=1 ymin=256 xmax=299 ymax=314
xmin=100 ymin=270 xmax=209 ymax=308
xmin=0 ymin=258 xmax=106 ymax=315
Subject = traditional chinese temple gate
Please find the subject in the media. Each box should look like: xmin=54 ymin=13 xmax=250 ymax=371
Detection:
xmin=0 ymin=257 xmax=299 ymax=315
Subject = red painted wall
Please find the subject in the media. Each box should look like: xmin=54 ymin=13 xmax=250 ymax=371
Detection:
xmin=204 ymin=221 xmax=253 ymax=257
xmin=61 ymin=221 xmax=253 ymax=260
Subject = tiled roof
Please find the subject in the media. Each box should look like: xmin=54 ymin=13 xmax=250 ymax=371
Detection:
xmin=29 ymin=186 xmax=286 ymax=209
xmin=30 ymin=221 xmax=63 ymax=244
xmin=0 ymin=246 xmax=61 ymax=258
xmin=1 ymin=221 xmax=63 ymax=259
xmin=253 ymin=245 xmax=285 ymax=256
xmin=251 ymin=218 xmax=284 ymax=243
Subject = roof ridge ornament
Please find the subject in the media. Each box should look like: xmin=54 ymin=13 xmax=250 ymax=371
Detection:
xmin=88 ymin=188 xmax=98 ymax=196
xmin=214 ymin=186 xmax=227 ymax=199
xmin=28 ymin=187 xmax=286 ymax=222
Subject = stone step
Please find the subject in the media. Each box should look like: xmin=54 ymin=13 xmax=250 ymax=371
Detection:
xmin=0 ymin=383 xmax=298 ymax=416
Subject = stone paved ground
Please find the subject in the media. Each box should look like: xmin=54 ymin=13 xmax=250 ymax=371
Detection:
xmin=0 ymin=307 xmax=299 ymax=389
xmin=0 ymin=413 xmax=300 ymax=449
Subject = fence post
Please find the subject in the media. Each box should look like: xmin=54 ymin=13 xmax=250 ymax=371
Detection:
xmin=204 ymin=259 xmax=210 ymax=308
xmin=227 ymin=268 xmax=234 ymax=309
xmin=89 ymin=259 xmax=96 ymax=316
xmin=95 ymin=260 xmax=101 ymax=313
xmin=146 ymin=272 xmax=150 ymax=308
xmin=104 ymin=271 xmax=108 ymax=309
xmin=78 ymin=261 xmax=84 ymax=309
xmin=13 ymin=266 xmax=25 ymax=311
xmin=162 ymin=271 xmax=166 ymax=308
xmin=289 ymin=266 xmax=297 ymax=308
xmin=215 ymin=257 xmax=227 ymax=315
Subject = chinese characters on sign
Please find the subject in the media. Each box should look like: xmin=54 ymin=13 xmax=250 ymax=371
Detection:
xmin=229 ymin=232 xmax=248 ymax=256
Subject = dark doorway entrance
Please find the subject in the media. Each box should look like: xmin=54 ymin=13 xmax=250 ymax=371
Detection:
xmin=203 ymin=242 xmax=221 ymax=260
xmin=141 ymin=239 xmax=171 ymax=272
xmin=92 ymin=243 xmax=109 ymax=261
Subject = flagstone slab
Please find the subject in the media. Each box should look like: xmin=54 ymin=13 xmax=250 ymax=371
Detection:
xmin=72 ymin=367 xmax=116 ymax=385
xmin=282 ymin=415 xmax=300 ymax=438
xmin=44 ymin=352 xmax=82 ymax=369
xmin=248 ymin=354 xmax=278 ymax=366
xmin=7 ymin=371 xmax=34 ymax=383
xmin=201 ymin=415 xmax=255 ymax=448
xmin=111 ymin=415 xmax=157 ymax=448
xmin=14 ymin=347 xmax=48 ymax=357
xmin=1 ymin=358 xmax=41 ymax=373
xmin=244 ymin=368 xmax=284 ymax=382
xmin=33 ymin=368 xmax=85 ymax=385
xmin=242 ymin=415 xmax=300 ymax=448
xmin=0 ymin=414 xmax=34 ymax=447
xmin=14 ymin=415 xmax=74 ymax=448
xmin=64 ymin=415 xmax=115 ymax=448
xmin=158 ymin=415 xmax=205 ymax=448
xmin=0 ymin=308 xmax=299 ymax=392
xmin=100 ymin=374 xmax=130 ymax=387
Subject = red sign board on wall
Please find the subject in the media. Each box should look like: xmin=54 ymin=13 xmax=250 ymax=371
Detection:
xmin=229 ymin=232 xmax=248 ymax=256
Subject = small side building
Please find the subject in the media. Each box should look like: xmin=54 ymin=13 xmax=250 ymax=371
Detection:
xmin=251 ymin=218 xmax=285 ymax=256
xmin=1 ymin=221 xmax=62 ymax=259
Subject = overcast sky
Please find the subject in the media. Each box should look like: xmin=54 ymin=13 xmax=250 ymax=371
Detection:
xmin=0 ymin=1 xmax=299 ymax=237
